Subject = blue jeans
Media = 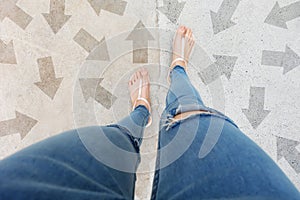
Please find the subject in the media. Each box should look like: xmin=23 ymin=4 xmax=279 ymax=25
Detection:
xmin=0 ymin=66 xmax=299 ymax=199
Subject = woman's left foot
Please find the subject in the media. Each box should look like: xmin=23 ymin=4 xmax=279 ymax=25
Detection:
xmin=128 ymin=68 xmax=151 ymax=113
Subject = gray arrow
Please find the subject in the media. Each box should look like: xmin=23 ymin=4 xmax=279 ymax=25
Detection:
xmin=87 ymin=0 xmax=127 ymax=16
xmin=265 ymin=1 xmax=300 ymax=29
xmin=86 ymin=37 xmax=110 ymax=61
xmin=126 ymin=21 xmax=154 ymax=63
xmin=0 ymin=0 xmax=33 ymax=30
xmin=0 ymin=111 xmax=37 ymax=139
xmin=157 ymin=0 xmax=186 ymax=24
xmin=242 ymin=87 xmax=270 ymax=129
xmin=262 ymin=45 xmax=300 ymax=74
xmin=42 ymin=0 xmax=71 ymax=33
xmin=79 ymin=78 xmax=117 ymax=109
xmin=210 ymin=0 xmax=240 ymax=34
xmin=198 ymin=55 xmax=237 ymax=85
xmin=34 ymin=57 xmax=63 ymax=99
xmin=277 ymin=137 xmax=300 ymax=173
xmin=73 ymin=29 xmax=110 ymax=61
xmin=0 ymin=39 xmax=17 ymax=64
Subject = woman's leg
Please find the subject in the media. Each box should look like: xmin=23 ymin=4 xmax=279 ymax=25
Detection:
xmin=151 ymin=26 xmax=300 ymax=199
xmin=0 ymin=69 xmax=151 ymax=200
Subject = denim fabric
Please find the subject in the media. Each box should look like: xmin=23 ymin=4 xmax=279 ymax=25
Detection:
xmin=0 ymin=66 xmax=299 ymax=200
xmin=150 ymin=65 xmax=300 ymax=200
xmin=0 ymin=105 xmax=149 ymax=200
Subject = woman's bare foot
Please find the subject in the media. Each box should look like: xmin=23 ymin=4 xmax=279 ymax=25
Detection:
xmin=171 ymin=25 xmax=195 ymax=70
xmin=128 ymin=68 xmax=151 ymax=114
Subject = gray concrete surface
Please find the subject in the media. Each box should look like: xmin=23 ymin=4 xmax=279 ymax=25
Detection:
xmin=0 ymin=0 xmax=299 ymax=199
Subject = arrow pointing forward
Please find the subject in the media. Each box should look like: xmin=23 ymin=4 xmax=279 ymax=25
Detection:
xmin=158 ymin=0 xmax=186 ymax=24
xmin=0 ymin=0 xmax=33 ymax=30
xmin=0 ymin=111 xmax=37 ymax=139
xmin=0 ymin=40 xmax=17 ymax=64
xmin=262 ymin=45 xmax=300 ymax=74
xmin=126 ymin=21 xmax=154 ymax=63
xmin=242 ymin=87 xmax=270 ymax=129
xmin=277 ymin=137 xmax=300 ymax=173
xmin=210 ymin=0 xmax=240 ymax=34
xmin=198 ymin=55 xmax=237 ymax=85
xmin=87 ymin=0 xmax=127 ymax=16
xmin=79 ymin=78 xmax=117 ymax=109
xmin=34 ymin=57 xmax=63 ymax=99
xmin=265 ymin=1 xmax=300 ymax=29
xmin=42 ymin=0 xmax=71 ymax=33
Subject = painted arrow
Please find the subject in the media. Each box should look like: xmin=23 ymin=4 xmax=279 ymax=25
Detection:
xmin=42 ymin=0 xmax=71 ymax=34
xmin=157 ymin=0 xmax=186 ymax=24
xmin=0 ymin=40 xmax=17 ymax=64
xmin=262 ymin=45 xmax=300 ymax=74
xmin=0 ymin=0 xmax=33 ymax=29
xmin=34 ymin=57 xmax=63 ymax=99
xmin=198 ymin=55 xmax=237 ymax=85
xmin=277 ymin=137 xmax=300 ymax=173
xmin=265 ymin=1 xmax=300 ymax=29
xmin=210 ymin=0 xmax=240 ymax=34
xmin=87 ymin=0 xmax=127 ymax=16
xmin=0 ymin=111 xmax=37 ymax=139
xmin=79 ymin=78 xmax=117 ymax=109
xmin=73 ymin=28 xmax=110 ymax=61
xmin=242 ymin=87 xmax=270 ymax=129
xmin=126 ymin=21 xmax=154 ymax=63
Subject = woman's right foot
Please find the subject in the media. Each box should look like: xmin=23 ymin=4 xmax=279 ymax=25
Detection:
xmin=170 ymin=26 xmax=195 ymax=70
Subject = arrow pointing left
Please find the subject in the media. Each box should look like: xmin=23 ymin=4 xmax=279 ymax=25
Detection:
xmin=34 ymin=57 xmax=63 ymax=99
xmin=79 ymin=78 xmax=117 ymax=109
xmin=0 ymin=40 xmax=17 ymax=64
xmin=265 ymin=1 xmax=300 ymax=29
xmin=42 ymin=0 xmax=71 ymax=34
xmin=0 ymin=111 xmax=37 ymax=139
xmin=126 ymin=21 xmax=155 ymax=63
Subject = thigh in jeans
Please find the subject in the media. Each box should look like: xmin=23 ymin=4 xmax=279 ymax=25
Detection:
xmin=151 ymin=114 xmax=300 ymax=200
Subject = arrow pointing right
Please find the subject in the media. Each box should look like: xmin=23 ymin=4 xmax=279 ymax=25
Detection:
xmin=198 ymin=55 xmax=237 ymax=85
xmin=73 ymin=28 xmax=110 ymax=61
xmin=242 ymin=87 xmax=270 ymax=129
xmin=210 ymin=0 xmax=240 ymax=34
xmin=79 ymin=78 xmax=117 ymax=109
xmin=0 ymin=111 xmax=37 ymax=139
xmin=277 ymin=137 xmax=300 ymax=173
xmin=265 ymin=1 xmax=300 ymax=29
xmin=0 ymin=0 xmax=33 ymax=30
xmin=262 ymin=45 xmax=300 ymax=74
xmin=0 ymin=39 xmax=17 ymax=64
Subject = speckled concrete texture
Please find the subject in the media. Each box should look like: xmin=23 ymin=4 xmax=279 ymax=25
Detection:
xmin=0 ymin=0 xmax=300 ymax=199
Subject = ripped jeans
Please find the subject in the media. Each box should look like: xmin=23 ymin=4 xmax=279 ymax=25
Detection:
xmin=0 ymin=66 xmax=299 ymax=200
